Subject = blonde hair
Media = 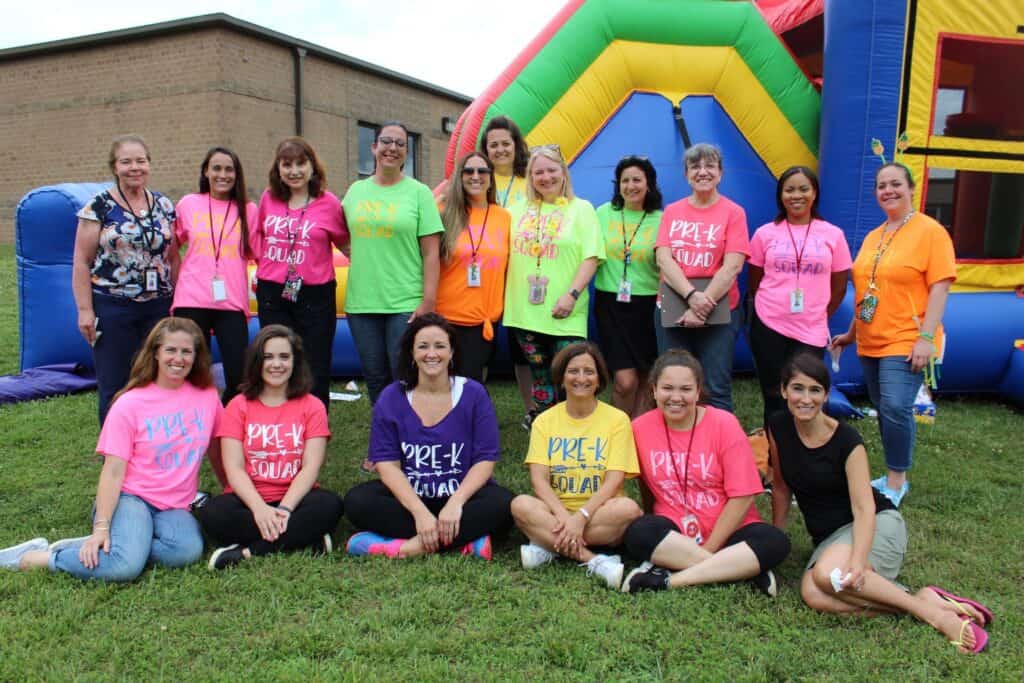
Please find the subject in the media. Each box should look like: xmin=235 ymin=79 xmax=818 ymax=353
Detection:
xmin=525 ymin=147 xmax=574 ymax=202
xmin=108 ymin=134 xmax=151 ymax=175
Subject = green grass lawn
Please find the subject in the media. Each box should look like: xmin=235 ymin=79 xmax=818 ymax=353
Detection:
xmin=0 ymin=243 xmax=1021 ymax=681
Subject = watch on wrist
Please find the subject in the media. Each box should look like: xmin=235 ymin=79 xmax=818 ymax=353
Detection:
xmin=569 ymin=288 xmax=580 ymax=300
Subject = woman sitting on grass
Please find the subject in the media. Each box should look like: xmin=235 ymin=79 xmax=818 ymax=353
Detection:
xmin=198 ymin=325 xmax=344 ymax=570
xmin=620 ymin=349 xmax=790 ymax=595
xmin=768 ymin=352 xmax=990 ymax=654
xmin=0 ymin=318 xmax=221 ymax=581
xmin=344 ymin=313 xmax=515 ymax=559
xmin=511 ymin=342 xmax=642 ymax=588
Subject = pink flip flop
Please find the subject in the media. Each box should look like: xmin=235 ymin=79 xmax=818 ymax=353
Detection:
xmin=928 ymin=585 xmax=994 ymax=627
xmin=951 ymin=618 xmax=989 ymax=654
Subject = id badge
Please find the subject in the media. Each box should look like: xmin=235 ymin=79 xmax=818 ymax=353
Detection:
xmin=281 ymin=274 xmax=303 ymax=302
xmin=789 ymin=287 xmax=804 ymax=313
xmin=527 ymin=274 xmax=548 ymax=305
xmin=858 ymin=293 xmax=878 ymax=323
xmin=211 ymin=276 xmax=227 ymax=302
xmin=145 ymin=268 xmax=158 ymax=292
xmin=616 ymin=279 xmax=632 ymax=303
xmin=467 ymin=262 xmax=482 ymax=288
xmin=680 ymin=513 xmax=703 ymax=545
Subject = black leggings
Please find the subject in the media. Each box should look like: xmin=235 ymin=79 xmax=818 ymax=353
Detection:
xmin=749 ymin=309 xmax=825 ymax=427
xmin=197 ymin=489 xmax=344 ymax=555
xmin=450 ymin=323 xmax=495 ymax=383
xmin=624 ymin=514 xmax=790 ymax=572
xmin=174 ymin=307 xmax=249 ymax=404
xmin=344 ymin=480 xmax=514 ymax=548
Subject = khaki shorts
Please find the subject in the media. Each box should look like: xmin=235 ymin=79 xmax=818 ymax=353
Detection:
xmin=806 ymin=510 xmax=907 ymax=581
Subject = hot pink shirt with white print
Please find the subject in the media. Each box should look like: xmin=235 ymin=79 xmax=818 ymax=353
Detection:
xmin=255 ymin=190 xmax=348 ymax=285
xmin=632 ymin=406 xmax=763 ymax=544
xmin=654 ymin=195 xmax=750 ymax=309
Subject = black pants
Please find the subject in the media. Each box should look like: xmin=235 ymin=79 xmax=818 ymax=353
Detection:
xmin=174 ymin=307 xmax=249 ymax=404
xmin=344 ymin=480 xmax=514 ymax=548
xmin=451 ymin=323 xmax=495 ymax=383
xmin=197 ymin=489 xmax=344 ymax=555
xmin=624 ymin=514 xmax=790 ymax=571
xmin=749 ymin=309 xmax=825 ymax=426
xmin=256 ymin=278 xmax=337 ymax=410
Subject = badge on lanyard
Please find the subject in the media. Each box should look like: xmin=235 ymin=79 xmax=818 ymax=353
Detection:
xmin=528 ymin=274 xmax=549 ymax=305
xmin=467 ymin=261 xmax=482 ymax=288
xmin=211 ymin=275 xmax=227 ymax=302
xmin=617 ymin=279 xmax=633 ymax=303
xmin=858 ymin=292 xmax=878 ymax=323
xmin=789 ymin=287 xmax=804 ymax=313
xmin=145 ymin=268 xmax=159 ymax=293
xmin=680 ymin=513 xmax=703 ymax=545
xmin=281 ymin=273 xmax=303 ymax=302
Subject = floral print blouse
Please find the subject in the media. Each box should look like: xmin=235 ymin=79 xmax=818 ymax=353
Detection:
xmin=77 ymin=190 xmax=176 ymax=301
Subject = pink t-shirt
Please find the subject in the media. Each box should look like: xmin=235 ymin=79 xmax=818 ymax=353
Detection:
xmin=748 ymin=218 xmax=852 ymax=347
xmin=632 ymin=406 xmax=763 ymax=544
xmin=655 ymin=195 xmax=750 ymax=309
xmin=172 ymin=193 xmax=259 ymax=315
xmin=217 ymin=393 xmax=331 ymax=502
xmin=255 ymin=190 xmax=348 ymax=285
xmin=96 ymin=382 xmax=223 ymax=510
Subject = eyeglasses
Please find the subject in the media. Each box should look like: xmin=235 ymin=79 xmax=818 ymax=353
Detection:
xmin=462 ymin=167 xmax=492 ymax=176
xmin=686 ymin=161 xmax=720 ymax=170
xmin=529 ymin=143 xmax=562 ymax=157
xmin=377 ymin=137 xmax=407 ymax=149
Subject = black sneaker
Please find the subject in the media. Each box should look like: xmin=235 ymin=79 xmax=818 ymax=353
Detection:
xmin=520 ymin=412 xmax=534 ymax=432
xmin=621 ymin=565 xmax=671 ymax=593
xmin=751 ymin=569 xmax=778 ymax=597
xmin=208 ymin=544 xmax=245 ymax=570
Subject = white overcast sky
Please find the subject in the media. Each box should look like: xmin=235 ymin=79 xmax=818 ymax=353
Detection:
xmin=0 ymin=0 xmax=564 ymax=97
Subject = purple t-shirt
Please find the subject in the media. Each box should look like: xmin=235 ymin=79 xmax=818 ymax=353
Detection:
xmin=368 ymin=378 xmax=500 ymax=498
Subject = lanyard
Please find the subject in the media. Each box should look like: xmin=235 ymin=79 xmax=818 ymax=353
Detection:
xmin=784 ymin=220 xmax=811 ymax=284
xmin=116 ymin=183 xmax=156 ymax=251
xmin=620 ymin=209 xmax=648 ymax=280
xmin=868 ymin=211 xmax=913 ymax=288
xmin=466 ymin=204 xmax=491 ymax=262
xmin=207 ymin=195 xmax=235 ymax=271
xmin=499 ymin=175 xmax=516 ymax=208
xmin=529 ymin=203 xmax=564 ymax=270
xmin=661 ymin=408 xmax=699 ymax=512
xmin=285 ymin=196 xmax=311 ymax=274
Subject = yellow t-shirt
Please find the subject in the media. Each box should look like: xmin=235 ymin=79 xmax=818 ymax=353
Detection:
xmin=851 ymin=212 xmax=956 ymax=358
xmin=494 ymin=173 xmax=529 ymax=211
xmin=524 ymin=401 xmax=639 ymax=512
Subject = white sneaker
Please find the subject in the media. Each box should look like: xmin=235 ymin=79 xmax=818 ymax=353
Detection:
xmin=0 ymin=537 xmax=49 ymax=570
xmin=49 ymin=536 xmax=91 ymax=552
xmin=583 ymin=553 xmax=624 ymax=589
xmin=520 ymin=543 xmax=555 ymax=569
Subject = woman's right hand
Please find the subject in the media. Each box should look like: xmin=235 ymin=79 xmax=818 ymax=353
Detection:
xmin=77 ymin=309 xmax=97 ymax=345
xmin=677 ymin=309 xmax=706 ymax=328
xmin=78 ymin=528 xmax=110 ymax=569
xmin=252 ymin=504 xmax=288 ymax=542
xmin=688 ymin=290 xmax=715 ymax=318
xmin=414 ymin=509 xmax=440 ymax=554
xmin=830 ymin=330 xmax=855 ymax=350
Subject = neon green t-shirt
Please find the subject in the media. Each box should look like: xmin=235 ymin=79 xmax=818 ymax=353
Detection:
xmin=524 ymin=401 xmax=640 ymax=512
xmin=593 ymin=203 xmax=663 ymax=295
xmin=342 ymin=177 xmax=444 ymax=313
xmin=503 ymin=198 xmax=605 ymax=337
xmin=493 ymin=173 xmax=529 ymax=211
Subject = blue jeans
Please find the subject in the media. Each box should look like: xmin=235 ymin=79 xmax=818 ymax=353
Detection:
xmin=347 ymin=312 xmax=411 ymax=404
xmin=657 ymin=307 xmax=740 ymax=412
xmin=859 ymin=356 xmax=923 ymax=473
xmin=50 ymin=493 xmax=203 ymax=582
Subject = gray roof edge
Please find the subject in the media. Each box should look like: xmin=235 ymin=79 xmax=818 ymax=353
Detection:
xmin=0 ymin=12 xmax=473 ymax=104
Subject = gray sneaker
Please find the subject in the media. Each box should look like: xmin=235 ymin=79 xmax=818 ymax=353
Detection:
xmin=49 ymin=536 xmax=91 ymax=552
xmin=520 ymin=543 xmax=555 ymax=569
xmin=0 ymin=537 xmax=49 ymax=570
xmin=583 ymin=553 xmax=624 ymax=589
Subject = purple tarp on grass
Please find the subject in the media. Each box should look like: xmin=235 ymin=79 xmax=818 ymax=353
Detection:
xmin=0 ymin=363 xmax=96 ymax=405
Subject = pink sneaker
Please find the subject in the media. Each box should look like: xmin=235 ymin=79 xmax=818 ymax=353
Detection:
xmin=460 ymin=535 xmax=492 ymax=560
xmin=346 ymin=532 xmax=404 ymax=558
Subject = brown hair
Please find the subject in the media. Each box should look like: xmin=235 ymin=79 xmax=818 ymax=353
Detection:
xmin=239 ymin=324 xmax=313 ymax=400
xmin=268 ymin=137 xmax=327 ymax=201
xmin=551 ymin=342 xmax=609 ymax=395
xmin=113 ymin=317 xmax=213 ymax=403
xmin=440 ymin=152 xmax=497 ymax=261
xmin=644 ymin=349 xmax=707 ymax=412
xmin=198 ymin=146 xmax=251 ymax=258
xmin=108 ymin=134 xmax=151 ymax=175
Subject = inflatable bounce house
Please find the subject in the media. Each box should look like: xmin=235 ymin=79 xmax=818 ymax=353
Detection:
xmin=15 ymin=0 xmax=1024 ymax=404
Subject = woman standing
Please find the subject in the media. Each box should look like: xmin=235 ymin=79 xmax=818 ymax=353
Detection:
xmin=435 ymin=152 xmax=511 ymax=382
xmin=344 ymin=314 xmax=515 ymax=560
xmin=72 ymin=134 xmax=178 ymax=424
xmin=0 ymin=318 xmax=221 ymax=581
xmin=173 ymin=146 xmax=259 ymax=404
xmin=655 ymin=143 xmax=749 ymax=412
xmin=769 ymin=353 xmax=988 ymax=653
xmin=503 ymin=146 xmax=605 ymax=419
xmin=511 ymin=343 xmax=642 ymax=588
xmin=594 ymin=156 xmax=664 ymax=416
xmin=748 ymin=166 xmax=851 ymax=426
xmin=255 ymin=137 xmax=349 ymax=410
xmin=621 ymin=350 xmax=790 ymax=594
xmin=343 ymin=122 xmax=444 ymax=405
xmin=830 ymin=164 xmax=955 ymax=506
xmin=200 ymin=325 xmax=344 ymax=570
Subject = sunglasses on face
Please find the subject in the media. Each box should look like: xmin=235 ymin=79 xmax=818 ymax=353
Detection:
xmin=377 ymin=137 xmax=407 ymax=148
xmin=462 ymin=167 xmax=492 ymax=176
xmin=620 ymin=154 xmax=649 ymax=162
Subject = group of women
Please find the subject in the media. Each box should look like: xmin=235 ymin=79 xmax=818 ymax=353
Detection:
xmin=1 ymin=120 xmax=983 ymax=653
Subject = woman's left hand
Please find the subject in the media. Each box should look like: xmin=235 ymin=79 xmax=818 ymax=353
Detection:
xmin=551 ymin=294 xmax=577 ymax=320
xmin=409 ymin=301 xmax=435 ymax=322
xmin=688 ymin=290 xmax=715 ymax=318
xmin=677 ymin=309 xmax=706 ymax=328
xmin=553 ymin=512 xmax=587 ymax=559
xmin=437 ymin=499 xmax=464 ymax=547
xmin=907 ymin=337 xmax=934 ymax=373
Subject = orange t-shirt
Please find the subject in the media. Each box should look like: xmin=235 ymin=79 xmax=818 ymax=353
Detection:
xmin=436 ymin=204 xmax=511 ymax=340
xmin=851 ymin=212 xmax=956 ymax=358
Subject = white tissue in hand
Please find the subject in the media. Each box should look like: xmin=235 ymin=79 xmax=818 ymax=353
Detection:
xmin=830 ymin=567 xmax=851 ymax=593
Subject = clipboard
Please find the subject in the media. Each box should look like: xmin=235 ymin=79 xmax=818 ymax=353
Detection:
xmin=659 ymin=278 xmax=731 ymax=327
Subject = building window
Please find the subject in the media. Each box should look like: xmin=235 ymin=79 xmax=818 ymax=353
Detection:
xmin=357 ymin=122 xmax=418 ymax=179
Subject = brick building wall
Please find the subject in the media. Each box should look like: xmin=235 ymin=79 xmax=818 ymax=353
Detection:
xmin=0 ymin=16 xmax=470 ymax=243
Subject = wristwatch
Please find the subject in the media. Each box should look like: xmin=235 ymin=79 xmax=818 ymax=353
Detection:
xmin=569 ymin=288 xmax=580 ymax=299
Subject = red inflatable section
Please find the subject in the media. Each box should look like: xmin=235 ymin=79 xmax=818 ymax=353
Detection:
xmin=754 ymin=0 xmax=823 ymax=34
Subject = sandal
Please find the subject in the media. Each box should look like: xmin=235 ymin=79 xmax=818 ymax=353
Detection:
xmin=950 ymin=618 xmax=989 ymax=654
xmin=927 ymin=585 xmax=994 ymax=627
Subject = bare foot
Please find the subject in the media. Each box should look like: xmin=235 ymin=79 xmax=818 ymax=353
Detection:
xmin=936 ymin=612 xmax=977 ymax=654
xmin=919 ymin=587 xmax=984 ymax=626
